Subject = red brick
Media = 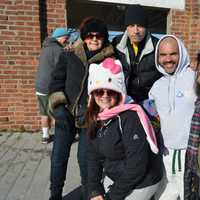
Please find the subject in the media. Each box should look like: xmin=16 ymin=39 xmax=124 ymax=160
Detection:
xmin=1 ymin=0 xmax=198 ymax=131
xmin=0 ymin=15 xmax=8 ymax=20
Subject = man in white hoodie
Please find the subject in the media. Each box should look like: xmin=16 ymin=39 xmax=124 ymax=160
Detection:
xmin=149 ymin=35 xmax=196 ymax=200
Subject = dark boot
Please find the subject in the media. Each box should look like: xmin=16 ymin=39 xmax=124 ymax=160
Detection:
xmin=49 ymin=194 xmax=62 ymax=200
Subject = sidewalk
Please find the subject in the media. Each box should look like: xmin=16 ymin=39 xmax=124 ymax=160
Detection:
xmin=0 ymin=132 xmax=81 ymax=200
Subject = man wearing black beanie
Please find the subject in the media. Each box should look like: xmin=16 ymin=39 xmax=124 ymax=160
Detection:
xmin=112 ymin=4 xmax=162 ymax=103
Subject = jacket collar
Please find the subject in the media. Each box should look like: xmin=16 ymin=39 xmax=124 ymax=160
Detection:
xmin=116 ymin=31 xmax=154 ymax=63
xmin=74 ymin=40 xmax=115 ymax=66
xmin=74 ymin=40 xmax=88 ymax=67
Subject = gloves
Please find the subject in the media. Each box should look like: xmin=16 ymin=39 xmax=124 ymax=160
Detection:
xmin=48 ymin=91 xmax=73 ymax=122
xmin=49 ymin=91 xmax=67 ymax=113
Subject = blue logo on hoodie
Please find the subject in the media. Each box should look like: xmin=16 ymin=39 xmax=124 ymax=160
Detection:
xmin=176 ymin=91 xmax=184 ymax=97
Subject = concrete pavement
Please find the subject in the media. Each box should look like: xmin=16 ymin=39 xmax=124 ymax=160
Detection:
xmin=0 ymin=132 xmax=81 ymax=200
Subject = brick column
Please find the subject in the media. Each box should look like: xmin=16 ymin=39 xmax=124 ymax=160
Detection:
xmin=169 ymin=0 xmax=200 ymax=61
xmin=0 ymin=0 xmax=67 ymax=131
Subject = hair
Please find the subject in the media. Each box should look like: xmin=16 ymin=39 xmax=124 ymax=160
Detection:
xmin=79 ymin=16 xmax=109 ymax=44
xmin=195 ymin=82 xmax=200 ymax=96
xmin=86 ymin=91 xmax=122 ymax=139
xmin=195 ymin=61 xmax=200 ymax=96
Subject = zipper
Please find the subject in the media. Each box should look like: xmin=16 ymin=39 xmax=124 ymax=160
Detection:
xmin=135 ymin=61 xmax=140 ymax=87
xmin=97 ymin=120 xmax=112 ymax=138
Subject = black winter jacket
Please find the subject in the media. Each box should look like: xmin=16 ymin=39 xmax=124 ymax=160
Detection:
xmin=48 ymin=41 xmax=115 ymax=127
xmin=88 ymin=110 xmax=163 ymax=200
xmin=35 ymin=37 xmax=65 ymax=94
xmin=113 ymin=32 xmax=162 ymax=102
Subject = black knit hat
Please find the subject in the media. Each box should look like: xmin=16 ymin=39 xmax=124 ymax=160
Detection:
xmin=79 ymin=17 xmax=109 ymax=43
xmin=124 ymin=4 xmax=148 ymax=28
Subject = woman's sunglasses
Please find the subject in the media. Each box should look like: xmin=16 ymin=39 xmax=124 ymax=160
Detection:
xmin=93 ymin=89 xmax=118 ymax=97
xmin=85 ymin=33 xmax=104 ymax=40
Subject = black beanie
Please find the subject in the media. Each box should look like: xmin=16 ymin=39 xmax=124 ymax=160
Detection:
xmin=79 ymin=17 xmax=109 ymax=43
xmin=124 ymin=4 xmax=148 ymax=28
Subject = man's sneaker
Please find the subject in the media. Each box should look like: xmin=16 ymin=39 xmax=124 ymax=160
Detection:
xmin=42 ymin=137 xmax=49 ymax=144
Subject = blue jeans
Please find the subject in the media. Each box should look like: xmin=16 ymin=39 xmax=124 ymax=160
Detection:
xmin=49 ymin=105 xmax=88 ymax=199
xmin=50 ymin=105 xmax=76 ymax=199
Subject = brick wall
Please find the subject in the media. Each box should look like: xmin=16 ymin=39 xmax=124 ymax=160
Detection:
xmin=0 ymin=0 xmax=66 ymax=131
xmin=169 ymin=0 xmax=200 ymax=62
xmin=0 ymin=0 xmax=199 ymax=131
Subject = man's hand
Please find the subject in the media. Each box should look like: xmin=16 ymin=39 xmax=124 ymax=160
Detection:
xmin=190 ymin=60 xmax=198 ymax=70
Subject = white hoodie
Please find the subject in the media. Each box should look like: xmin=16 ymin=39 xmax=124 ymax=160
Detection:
xmin=149 ymin=35 xmax=196 ymax=149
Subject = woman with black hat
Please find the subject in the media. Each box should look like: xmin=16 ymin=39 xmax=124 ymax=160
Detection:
xmin=48 ymin=17 xmax=115 ymax=200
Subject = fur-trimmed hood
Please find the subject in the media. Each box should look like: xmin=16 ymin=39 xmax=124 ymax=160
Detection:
xmin=116 ymin=31 xmax=155 ymax=64
xmin=74 ymin=40 xmax=115 ymax=67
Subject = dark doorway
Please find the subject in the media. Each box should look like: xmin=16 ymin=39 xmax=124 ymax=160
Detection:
xmin=39 ymin=0 xmax=48 ymax=46
xmin=67 ymin=0 xmax=168 ymax=34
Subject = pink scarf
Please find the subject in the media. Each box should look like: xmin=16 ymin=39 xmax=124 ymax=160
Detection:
xmin=98 ymin=104 xmax=159 ymax=154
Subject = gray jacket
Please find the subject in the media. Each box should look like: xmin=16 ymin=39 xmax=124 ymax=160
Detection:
xmin=35 ymin=37 xmax=65 ymax=94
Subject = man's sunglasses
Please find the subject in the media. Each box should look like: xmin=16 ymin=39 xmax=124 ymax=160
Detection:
xmin=93 ymin=89 xmax=118 ymax=97
xmin=85 ymin=33 xmax=104 ymax=40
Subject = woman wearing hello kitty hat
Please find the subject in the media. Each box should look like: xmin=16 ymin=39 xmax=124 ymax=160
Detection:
xmin=86 ymin=57 xmax=163 ymax=200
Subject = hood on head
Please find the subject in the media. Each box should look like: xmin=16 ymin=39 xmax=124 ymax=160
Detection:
xmin=88 ymin=58 xmax=126 ymax=104
xmin=155 ymin=35 xmax=190 ymax=76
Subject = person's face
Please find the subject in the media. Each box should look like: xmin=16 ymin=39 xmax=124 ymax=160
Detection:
xmin=158 ymin=38 xmax=179 ymax=74
xmin=58 ymin=36 xmax=69 ymax=46
xmin=93 ymin=89 xmax=119 ymax=110
xmin=84 ymin=32 xmax=104 ymax=51
xmin=126 ymin=24 xmax=146 ymax=44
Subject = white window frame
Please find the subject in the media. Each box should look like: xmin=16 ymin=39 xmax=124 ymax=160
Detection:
xmin=89 ymin=0 xmax=185 ymax=10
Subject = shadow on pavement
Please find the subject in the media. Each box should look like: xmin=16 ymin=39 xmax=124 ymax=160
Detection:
xmin=48 ymin=134 xmax=79 ymax=144
xmin=63 ymin=186 xmax=82 ymax=200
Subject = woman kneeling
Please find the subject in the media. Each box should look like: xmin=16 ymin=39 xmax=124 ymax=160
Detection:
xmin=86 ymin=58 xmax=163 ymax=200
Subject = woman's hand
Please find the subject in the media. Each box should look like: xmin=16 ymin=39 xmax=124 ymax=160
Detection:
xmin=91 ymin=195 xmax=104 ymax=200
